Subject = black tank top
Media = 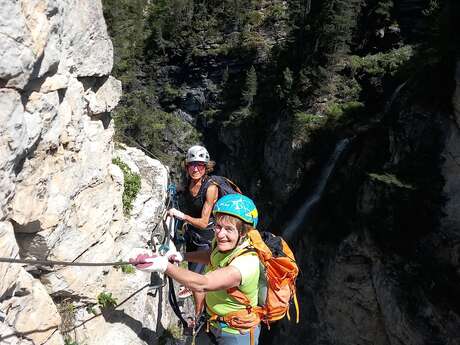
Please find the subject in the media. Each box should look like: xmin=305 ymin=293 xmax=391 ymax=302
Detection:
xmin=182 ymin=177 xmax=215 ymax=243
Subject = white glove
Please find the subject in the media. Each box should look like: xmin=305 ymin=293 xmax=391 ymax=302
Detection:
xmin=127 ymin=247 xmax=153 ymax=258
xmin=168 ymin=208 xmax=185 ymax=220
xmin=165 ymin=248 xmax=183 ymax=264
xmin=162 ymin=242 xmax=183 ymax=263
xmin=129 ymin=253 xmax=169 ymax=273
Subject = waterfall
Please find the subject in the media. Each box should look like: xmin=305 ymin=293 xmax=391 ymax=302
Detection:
xmin=385 ymin=81 xmax=407 ymax=113
xmin=283 ymin=138 xmax=351 ymax=241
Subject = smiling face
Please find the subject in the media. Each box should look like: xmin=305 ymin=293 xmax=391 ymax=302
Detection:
xmin=214 ymin=214 xmax=245 ymax=252
xmin=186 ymin=161 xmax=207 ymax=180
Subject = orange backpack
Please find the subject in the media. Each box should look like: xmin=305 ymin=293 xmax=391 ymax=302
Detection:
xmin=207 ymin=230 xmax=299 ymax=344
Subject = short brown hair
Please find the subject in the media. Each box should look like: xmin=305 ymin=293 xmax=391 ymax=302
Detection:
xmin=215 ymin=213 xmax=252 ymax=236
xmin=205 ymin=160 xmax=216 ymax=174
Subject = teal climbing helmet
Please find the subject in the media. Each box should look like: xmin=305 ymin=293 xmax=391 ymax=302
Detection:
xmin=213 ymin=194 xmax=259 ymax=227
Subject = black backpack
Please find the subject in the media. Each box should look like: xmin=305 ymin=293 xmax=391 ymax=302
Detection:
xmin=200 ymin=175 xmax=241 ymax=204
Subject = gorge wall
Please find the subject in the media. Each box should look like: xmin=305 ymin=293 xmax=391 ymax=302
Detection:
xmin=263 ymin=48 xmax=460 ymax=345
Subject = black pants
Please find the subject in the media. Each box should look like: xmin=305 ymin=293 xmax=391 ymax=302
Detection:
xmin=185 ymin=227 xmax=212 ymax=274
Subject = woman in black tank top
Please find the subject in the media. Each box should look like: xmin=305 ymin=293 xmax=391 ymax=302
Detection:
xmin=167 ymin=146 xmax=219 ymax=301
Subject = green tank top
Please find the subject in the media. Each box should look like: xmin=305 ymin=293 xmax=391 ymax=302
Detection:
xmin=205 ymin=239 xmax=260 ymax=334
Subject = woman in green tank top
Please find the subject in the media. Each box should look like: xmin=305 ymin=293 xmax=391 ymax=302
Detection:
xmin=131 ymin=194 xmax=261 ymax=345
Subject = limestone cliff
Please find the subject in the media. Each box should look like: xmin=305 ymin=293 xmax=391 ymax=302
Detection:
xmin=0 ymin=1 xmax=177 ymax=344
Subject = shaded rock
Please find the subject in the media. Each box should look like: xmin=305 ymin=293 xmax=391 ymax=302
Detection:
xmin=182 ymin=89 xmax=206 ymax=114
xmin=0 ymin=221 xmax=63 ymax=345
xmin=0 ymin=90 xmax=31 ymax=220
xmin=85 ymin=76 xmax=122 ymax=115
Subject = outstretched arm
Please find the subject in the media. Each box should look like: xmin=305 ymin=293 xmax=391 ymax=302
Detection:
xmin=165 ymin=263 xmax=241 ymax=293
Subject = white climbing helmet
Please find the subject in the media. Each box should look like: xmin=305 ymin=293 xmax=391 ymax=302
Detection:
xmin=186 ymin=145 xmax=210 ymax=163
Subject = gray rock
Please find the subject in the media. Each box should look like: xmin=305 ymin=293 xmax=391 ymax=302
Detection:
xmin=85 ymin=76 xmax=122 ymax=115
xmin=0 ymin=90 xmax=29 ymax=220
xmin=182 ymin=89 xmax=206 ymax=114
xmin=58 ymin=0 xmax=113 ymax=76
xmin=174 ymin=109 xmax=195 ymax=124
xmin=0 ymin=221 xmax=64 ymax=345
xmin=0 ymin=0 xmax=35 ymax=88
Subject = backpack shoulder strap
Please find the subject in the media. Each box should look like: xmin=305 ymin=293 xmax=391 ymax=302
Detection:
xmin=200 ymin=175 xmax=216 ymax=204
xmin=227 ymin=247 xmax=257 ymax=264
xmin=222 ymin=177 xmax=242 ymax=194
xmin=201 ymin=176 xmax=242 ymax=204
xmin=226 ymin=246 xmax=258 ymax=307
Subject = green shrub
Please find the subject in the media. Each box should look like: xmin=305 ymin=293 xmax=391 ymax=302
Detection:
xmin=112 ymin=157 xmax=141 ymax=216
xmin=86 ymin=305 xmax=97 ymax=315
xmin=349 ymin=45 xmax=414 ymax=77
xmin=292 ymin=112 xmax=326 ymax=140
xmin=326 ymin=103 xmax=344 ymax=120
xmin=240 ymin=30 xmax=267 ymax=52
xmin=295 ymin=112 xmax=324 ymax=125
xmin=113 ymin=98 xmax=201 ymax=169
xmin=325 ymin=101 xmax=365 ymax=124
xmin=97 ymin=292 xmax=118 ymax=310
xmin=266 ymin=2 xmax=287 ymax=23
xmin=374 ymin=0 xmax=393 ymax=22
xmin=162 ymin=83 xmax=182 ymax=104
xmin=202 ymin=108 xmax=219 ymax=124
xmin=64 ymin=339 xmax=78 ymax=345
xmin=115 ymin=260 xmax=135 ymax=274
xmin=369 ymin=173 xmax=415 ymax=189
xmin=121 ymin=264 xmax=135 ymax=274
xmin=247 ymin=10 xmax=264 ymax=27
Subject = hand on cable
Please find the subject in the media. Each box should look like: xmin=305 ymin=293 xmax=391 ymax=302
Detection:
xmin=126 ymin=248 xmax=153 ymax=262
xmin=168 ymin=207 xmax=185 ymax=221
xmin=129 ymin=253 xmax=169 ymax=273
xmin=162 ymin=242 xmax=183 ymax=264
xmin=165 ymin=248 xmax=183 ymax=264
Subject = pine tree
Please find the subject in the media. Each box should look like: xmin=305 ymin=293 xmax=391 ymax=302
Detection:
xmin=318 ymin=0 xmax=363 ymax=63
xmin=241 ymin=66 xmax=258 ymax=107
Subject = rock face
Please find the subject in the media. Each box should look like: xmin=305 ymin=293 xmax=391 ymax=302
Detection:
xmin=263 ymin=60 xmax=460 ymax=345
xmin=0 ymin=1 xmax=177 ymax=345
xmin=442 ymin=61 xmax=460 ymax=233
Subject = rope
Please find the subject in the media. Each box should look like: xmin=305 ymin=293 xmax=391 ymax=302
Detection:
xmin=0 ymin=257 xmax=140 ymax=267
xmin=168 ymin=276 xmax=189 ymax=328
xmin=117 ymin=132 xmax=162 ymax=161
